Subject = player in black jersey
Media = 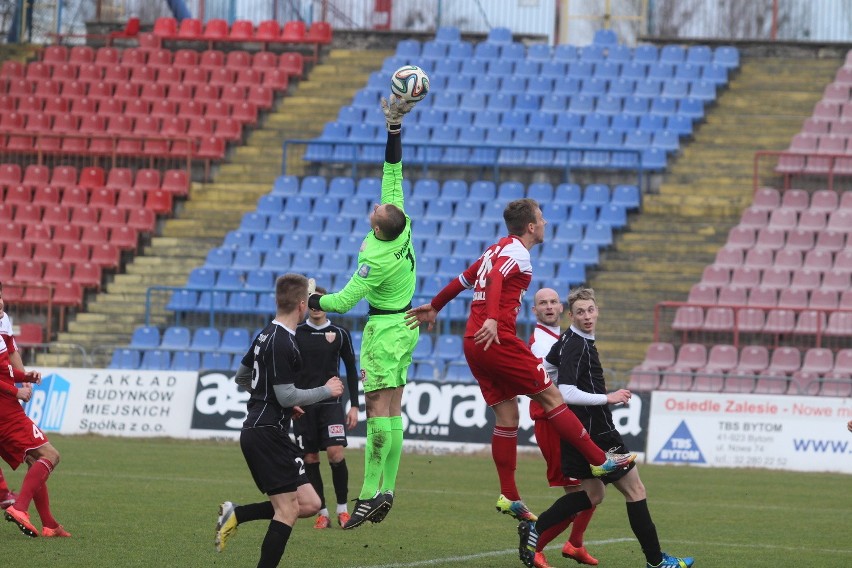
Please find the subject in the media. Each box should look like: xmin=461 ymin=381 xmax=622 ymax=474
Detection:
xmin=214 ymin=274 xmax=344 ymax=568
xmin=534 ymin=287 xmax=694 ymax=568
xmin=294 ymin=286 xmax=360 ymax=529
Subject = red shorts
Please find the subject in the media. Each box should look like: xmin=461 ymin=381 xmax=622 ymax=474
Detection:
xmin=0 ymin=401 xmax=49 ymax=470
xmin=534 ymin=416 xmax=581 ymax=487
xmin=464 ymin=335 xmax=551 ymax=407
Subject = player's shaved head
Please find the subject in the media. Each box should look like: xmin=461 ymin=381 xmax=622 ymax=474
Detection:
xmin=532 ymin=287 xmax=563 ymax=326
xmin=373 ymin=203 xmax=406 ymax=241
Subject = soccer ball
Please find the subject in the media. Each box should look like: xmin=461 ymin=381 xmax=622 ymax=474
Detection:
xmin=390 ymin=65 xmax=430 ymax=102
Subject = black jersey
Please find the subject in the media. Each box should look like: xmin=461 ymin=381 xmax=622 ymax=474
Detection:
xmin=240 ymin=320 xmax=302 ymax=429
xmin=294 ymin=320 xmax=359 ymax=407
xmin=545 ymin=325 xmax=617 ymax=437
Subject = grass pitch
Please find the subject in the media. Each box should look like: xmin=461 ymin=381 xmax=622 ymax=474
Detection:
xmin=1 ymin=434 xmax=850 ymax=567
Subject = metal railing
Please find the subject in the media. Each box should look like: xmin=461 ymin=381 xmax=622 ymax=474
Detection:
xmin=283 ymin=138 xmax=645 ymax=186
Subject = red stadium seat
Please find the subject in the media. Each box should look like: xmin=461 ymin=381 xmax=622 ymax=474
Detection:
xmin=160 ymin=116 xmax=188 ymax=136
xmin=59 ymin=187 xmax=88 ymax=208
xmin=121 ymin=47 xmax=147 ymax=67
xmin=209 ymin=67 xmax=236 ymax=87
xmin=5 ymin=185 xmax=33 ymax=206
xmin=236 ymin=68 xmax=263 ymax=86
xmin=110 ymin=225 xmax=138 ymax=250
xmin=229 ymin=20 xmax=254 ymax=40
xmin=202 ymin=19 xmax=228 ymax=40
xmin=127 ymin=208 xmax=156 ymax=232
xmin=0 ymin=163 xmax=22 ymax=185
xmin=89 ymin=242 xmax=120 ymax=268
xmin=43 ymin=260 xmax=72 ymax=284
xmin=116 ymin=188 xmax=144 ymax=209
xmin=79 ymin=167 xmax=105 ymax=189
xmin=306 ymin=21 xmax=332 ymax=44
xmin=54 ymin=226 xmax=83 ymax=247
xmin=16 ymin=323 xmax=43 ymax=345
xmin=280 ymin=21 xmax=306 ymax=42
xmin=52 ymin=281 xmax=83 ymax=307
xmin=5 ymin=241 xmax=34 ymax=263
xmin=182 ymin=66 xmax=208 ymax=86
xmin=98 ymin=207 xmax=126 ymax=229
xmin=34 ymin=241 xmax=61 ymax=262
xmin=134 ymin=169 xmax=161 ymax=192
xmin=177 ymin=18 xmax=203 ymax=39
xmin=72 ymin=261 xmax=102 ymax=289
xmin=255 ymin=20 xmax=281 ymax=42
xmin=145 ymin=189 xmax=173 ymax=214
xmin=147 ymin=48 xmax=174 ymax=69
xmin=14 ymin=260 xmax=44 ymax=282
xmin=173 ymin=49 xmax=199 ymax=69
xmin=108 ymin=16 xmax=140 ymax=43
xmin=279 ymin=52 xmax=304 ymax=77
xmin=199 ymin=49 xmax=225 ymax=69
xmin=1 ymin=60 xmax=25 ymax=77
xmin=226 ymin=50 xmax=251 ymax=69
xmin=161 ymin=169 xmax=189 ymax=196
xmin=41 ymin=204 xmax=69 ymax=225
xmin=152 ymin=17 xmax=177 ymax=39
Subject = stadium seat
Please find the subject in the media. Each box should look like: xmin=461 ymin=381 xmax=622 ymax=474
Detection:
xmin=110 ymin=348 xmax=140 ymax=370
xmin=130 ymin=325 xmax=160 ymax=348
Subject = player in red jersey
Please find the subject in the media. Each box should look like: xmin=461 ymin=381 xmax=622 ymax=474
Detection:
xmin=0 ymin=284 xmax=70 ymax=538
xmin=405 ymin=199 xmax=634 ymax=531
xmin=0 ymin=308 xmax=20 ymax=510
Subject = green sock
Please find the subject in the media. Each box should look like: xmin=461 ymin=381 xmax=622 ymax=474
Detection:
xmin=381 ymin=415 xmax=404 ymax=494
xmin=359 ymin=417 xmax=392 ymax=500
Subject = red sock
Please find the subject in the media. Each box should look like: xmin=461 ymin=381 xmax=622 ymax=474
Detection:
xmin=544 ymin=405 xmax=606 ymax=465
xmin=0 ymin=468 xmax=9 ymax=493
xmin=492 ymin=426 xmax=519 ymax=501
xmin=33 ymin=484 xmax=57 ymax=528
xmin=569 ymin=506 xmax=596 ymax=546
xmin=15 ymin=458 xmax=53 ymax=512
xmin=537 ymin=516 xmax=573 ymax=551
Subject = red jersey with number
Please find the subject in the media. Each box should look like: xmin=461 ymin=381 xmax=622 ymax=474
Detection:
xmin=455 ymin=235 xmax=532 ymax=339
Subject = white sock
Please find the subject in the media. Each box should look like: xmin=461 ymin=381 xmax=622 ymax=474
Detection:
xmin=319 ymin=508 xmax=329 ymax=517
xmin=336 ymin=503 xmax=348 ymax=514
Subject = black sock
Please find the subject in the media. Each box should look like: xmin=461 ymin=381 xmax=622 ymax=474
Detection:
xmin=235 ymin=501 xmax=274 ymax=524
xmin=330 ymin=459 xmax=349 ymax=506
xmin=305 ymin=462 xmax=325 ymax=510
xmin=626 ymin=499 xmax=662 ymax=565
xmin=257 ymin=519 xmax=292 ymax=568
xmin=535 ymin=491 xmax=593 ymax=535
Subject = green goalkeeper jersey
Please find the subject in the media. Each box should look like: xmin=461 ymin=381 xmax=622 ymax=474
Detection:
xmin=318 ymin=161 xmax=416 ymax=314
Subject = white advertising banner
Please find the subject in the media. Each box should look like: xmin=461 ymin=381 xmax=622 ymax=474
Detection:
xmin=24 ymin=368 xmax=198 ymax=438
xmin=647 ymin=392 xmax=852 ymax=474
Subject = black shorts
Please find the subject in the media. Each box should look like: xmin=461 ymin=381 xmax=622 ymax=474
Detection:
xmin=560 ymin=428 xmax=636 ymax=483
xmin=292 ymin=403 xmax=348 ymax=454
xmin=240 ymin=426 xmax=309 ymax=495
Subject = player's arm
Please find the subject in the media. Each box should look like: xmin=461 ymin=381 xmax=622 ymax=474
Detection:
xmin=313 ymin=263 xmax=375 ymax=314
xmin=405 ymin=259 xmax=479 ymax=330
xmin=2 ymin=334 xmax=40 ymax=383
xmin=546 ymin=339 xmax=608 ymax=406
xmin=339 ymin=328 xmax=359 ymax=409
xmin=271 ymin=333 xmax=343 ymax=407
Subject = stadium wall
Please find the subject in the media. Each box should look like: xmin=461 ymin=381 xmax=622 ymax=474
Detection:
xmin=22 ymin=368 xmax=851 ymax=474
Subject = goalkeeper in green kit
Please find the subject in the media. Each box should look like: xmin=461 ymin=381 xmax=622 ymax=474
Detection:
xmin=308 ymin=94 xmax=420 ymax=530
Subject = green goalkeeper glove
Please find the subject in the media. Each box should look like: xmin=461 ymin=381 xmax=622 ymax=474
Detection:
xmin=381 ymin=94 xmax=416 ymax=132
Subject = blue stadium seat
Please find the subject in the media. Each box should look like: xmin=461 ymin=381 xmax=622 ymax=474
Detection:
xmin=648 ymin=62 xmax=675 ymax=81
xmin=598 ymin=203 xmax=628 ymax=229
xmin=412 ymin=361 xmax=439 ymax=381
xmin=317 ymin=121 xmax=348 ymax=142
xmin=447 ymin=41 xmax=473 ymax=61
xmin=527 ymin=43 xmax=552 ymax=61
xmin=468 ymin=180 xmax=497 ymax=203
xmin=441 ymin=219 xmax=467 ymax=239
xmin=596 ymin=95 xmax=623 ymax=115
xmin=529 ymin=112 xmax=555 ymax=130
xmin=415 ymin=219 xmax=440 ymax=238
xmin=690 ymin=79 xmax=717 ymax=101
xmin=553 ymin=222 xmax=583 ymax=244
xmin=568 ymin=203 xmax=598 ymax=225
xmin=652 ymin=129 xmax=680 ymax=152
xmin=593 ymin=61 xmax=620 ymax=80
xmin=674 ymin=63 xmax=701 ymax=82
xmin=623 ymin=96 xmax=650 ymax=116
xmin=641 ymin=147 xmax=667 ymax=171
xmin=222 ymin=231 xmax=251 ymax=249
xmin=130 ymin=325 xmax=160 ymax=349
xmin=171 ymin=350 xmax=200 ymax=371
xmin=328 ymin=177 xmax=355 ymax=198
xmin=541 ymin=202 xmax=568 ymax=222
xmin=290 ymin=251 xmax=320 ymax=272
xmin=186 ymin=262 xmax=216 ymax=288
xmin=413 ymin=178 xmax=440 ymax=200
xmin=239 ymin=212 xmax=267 ymax=233
xmin=608 ymin=77 xmax=634 ymax=97
xmin=486 ymin=92 xmax=513 ymax=112
xmin=541 ymin=241 xmax=570 ymax=260
xmin=338 ymin=104 xmax=363 ymax=124
xmin=583 ymin=184 xmax=611 ymax=206
xmin=460 ymin=57 xmax=487 ymax=76
xmin=633 ymin=44 xmax=658 ymax=64
xmin=424 ymin=199 xmax=454 ymax=219
xmin=473 ymin=42 xmax=500 ymax=60
xmin=140 ymin=349 xmax=171 ymax=370
xmin=110 ymin=348 xmax=140 ymax=370
xmin=312 ymin=196 xmax=340 ymax=217
xmin=167 ymin=289 xmax=198 ymax=311
xmin=250 ymin=233 xmax=279 ymax=254
xmin=713 ymin=46 xmax=739 ymax=68
xmin=569 ymin=243 xmax=600 ymax=266
xmin=221 ymin=327 xmax=251 ymax=354
xmin=532 ymin=127 xmax=568 ymax=166
xmin=582 ymin=222 xmax=613 ymax=246
xmin=568 ymin=94 xmax=595 ymax=114
xmin=555 ymin=261 xmax=587 ymax=284
xmin=264 ymin=213 xmax=297 ymax=236
xmin=638 ymin=114 xmax=666 ymax=132
xmin=686 ymin=45 xmax=712 ymax=65
xmin=620 ymin=61 xmax=647 ymax=81
xmin=582 ymin=112 xmax=609 ymax=131
xmin=444 ymin=363 xmax=474 ymax=383
xmin=272 ymin=175 xmax=300 ymax=196
xmin=437 ymin=257 xmax=467 ymax=278
xmin=232 ymin=249 xmax=262 ymax=271
xmin=660 ymin=45 xmax=686 ymax=65
xmin=256 ymin=195 xmax=284 ymax=216
xmin=541 ymin=94 xmax=569 ymax=114
xmin=500 ymin=42 xmax=525 ymax=60
xmin=612 ymin=185 xmax=641 ymax=210
xmin=612 ymin=114 xmax=638 ymax=131
xmin=514 ymin=94 xmax=540 ymax=112
xmin=261 ymin=250 xmax=289 ymax=271
xmin=661 ymin=78 xmax=689 ymax=99
xmin=596 ymin=129 xmax=622 ymax=148
xmin=439 ymin=179 xmax=467 ymax=201
xmin=527 ymin=182 xmax=554 ymax=203
xmin=412 ymin=334 xmax=434 ymax=360
xmin=607 ymin=44 xmax=632 ymax=63
xmin=593 ymin=28 xmax=618 ymax=46
xmin=553 ymin=43 xmax=578 ymax=62
xmin=434 ymin=57 xmax=461 ymax=76
xmin=433 ymin=334 xmax=463 ymax=361
xmin=205 ymin=247 xmax=233 ymax=269
xmin=160 ymin=326 xmax=192 ymax=350
xmin=201 ymin=351 xmax=232 ymax=370
xmin=666 ymin=114 xmax=693 ymax=136
xmin=569 ymin=127 xmax=595 ymax=147
xmin=446 ymin=108 xmax=473 ymax=126
xmin=226 ymin=291 xmax=257 ymax=313
xmin=454 ymin=238 xmax=481 ymax=259
xmin=256 ymin=292 xmax=276 ymax=314
xmin=497 ymin=181 xmax=524 ymax=201
xmin=312 ymin=234 xmax=338 ymax=253
xmin=502 ymin=128 xmax=538 ymax=165
xmin=446 ymin=75 xmax=473 ymax=92
xmin=702 ymin=63 xmax=729 ymax=84
xmin=554 ymin=183 xmax=582 ymax=206
xmin=423 ymin=238 xmax=453 ymax=258
xmin=396 ymin=39 xmax=420 ymax=58
xmin=678 ymin=97 xmax=705 ymax=119
xmin=216 ymin=268 xmax=244 ymax=289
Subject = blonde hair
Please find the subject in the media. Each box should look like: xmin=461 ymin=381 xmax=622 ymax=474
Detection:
xmin=567 ymin=287 xmax=596 ymax=313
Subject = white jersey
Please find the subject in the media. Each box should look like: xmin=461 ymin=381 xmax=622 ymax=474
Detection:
xmin=0 ymin=314 xmax=12 ymax=335
xmin=529 ymin=323 xmax=560 ymax=381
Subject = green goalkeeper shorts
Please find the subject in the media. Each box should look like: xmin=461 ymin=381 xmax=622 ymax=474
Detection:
xmin=360 ymin=314 xmax=419 ymax=392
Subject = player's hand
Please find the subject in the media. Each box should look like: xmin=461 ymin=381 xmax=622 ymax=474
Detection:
xmin=404 ymin=303 xmax=438 ymax=331
xmin=381 ymin=94 xmax=416 ymax=132
xmin=607 ymin=389 xmax=632 ymax=406
xmin=16 ymin=384 xmax=33 ymax=403
xmin=473 ymin=319 xmax=500 ymax=351
xmin=326 ymin=376 xmax=344 ymax=398
xmin=24 ymin=370 xmax=41 ymax=384
xmin=292 ymin=406 xmax=305 ymax=419
xmin=346 ymin=406 xmax=358 ymax=430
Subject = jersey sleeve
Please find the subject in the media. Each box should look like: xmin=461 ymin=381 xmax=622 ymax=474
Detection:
xmin=271 ymin=332 xmax=299 ymax=386
xmin=381 ymin=160 xmax=404 ymax=210
xmin=318 ymin=266 xmax=374 ymax=314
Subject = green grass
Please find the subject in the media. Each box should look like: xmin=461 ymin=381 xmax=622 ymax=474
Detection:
xmin=2 ymin=434 xmax=850 ymax=567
